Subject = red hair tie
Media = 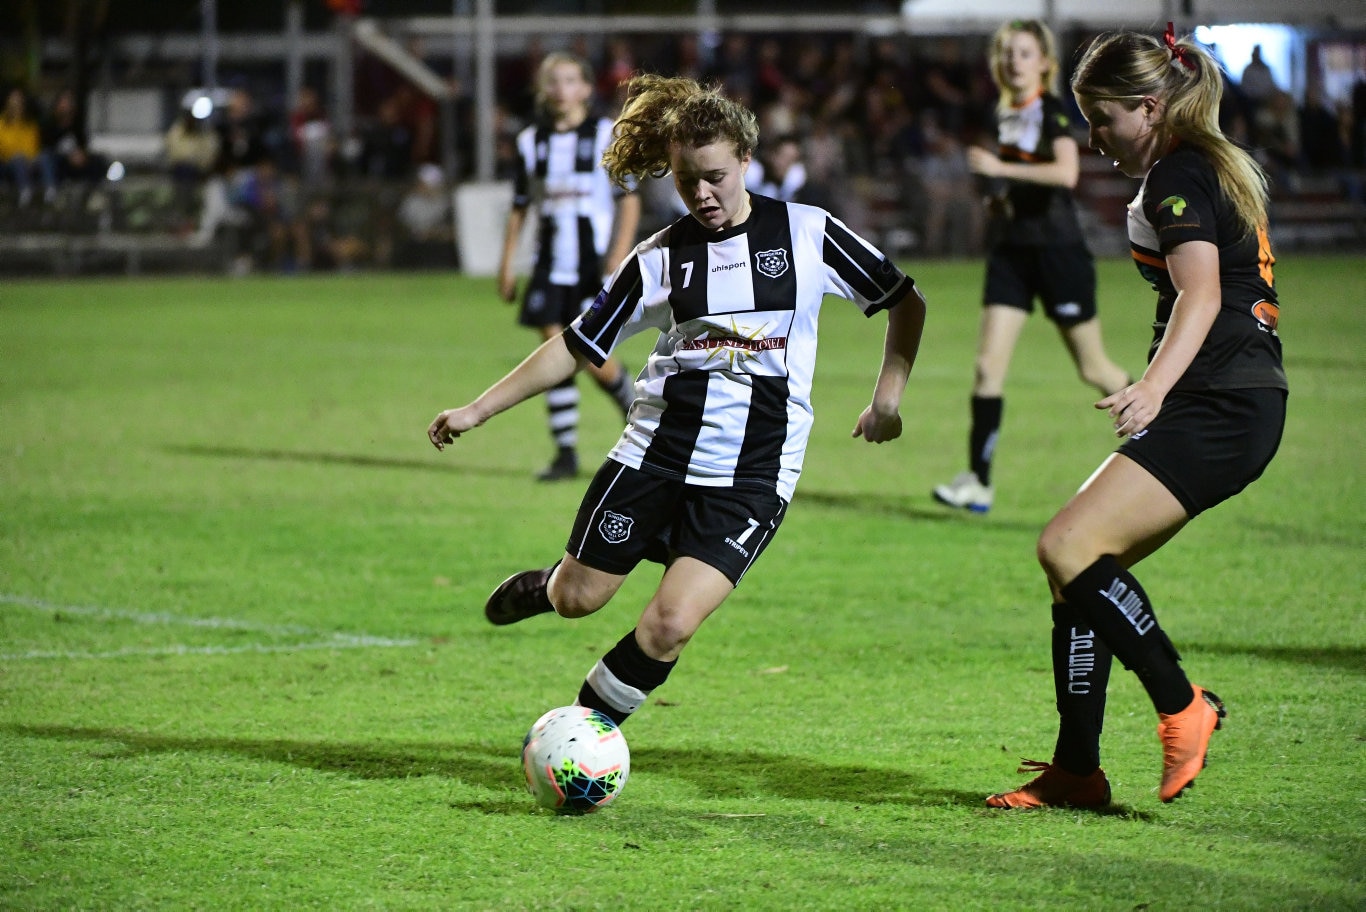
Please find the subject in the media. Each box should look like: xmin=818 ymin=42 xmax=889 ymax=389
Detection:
xmin=1164 ymin=22 xmax=1195 ymax=72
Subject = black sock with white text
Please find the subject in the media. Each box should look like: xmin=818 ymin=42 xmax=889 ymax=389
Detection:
xmin=1059 ymin=556 xmax=1193 ymax=715
xmin=1050 ymin=602 xmax=1112 ymax=775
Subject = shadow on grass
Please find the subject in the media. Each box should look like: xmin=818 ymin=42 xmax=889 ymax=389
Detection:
xmin=162 ymin=444 xmax=527 ymax=479
xmin=3 ymin=722 xmax=1147 ymax=817
xmin=1189 ymin=642 xmax=1366 ymax=674
xmin=795 ymin=488 xmax=1041 ymax=533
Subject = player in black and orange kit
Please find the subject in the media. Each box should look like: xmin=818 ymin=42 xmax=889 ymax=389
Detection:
xmin=430 ymin=74 xmax=926 ymax=732
xmin=986 ymin=24 xmax=1286 ymax=809
xmin=934 ymin=20 xmax=1130 ymax=513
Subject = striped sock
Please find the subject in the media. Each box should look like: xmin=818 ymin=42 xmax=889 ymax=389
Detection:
xmin=576 ymin=629 xmax=677 ymax=725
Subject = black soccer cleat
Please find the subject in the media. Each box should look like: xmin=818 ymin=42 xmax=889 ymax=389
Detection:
xmin=537 ymin=448 xmax=579 ymax=482
xmin=484 ymin=568 xmax=555 ymax=626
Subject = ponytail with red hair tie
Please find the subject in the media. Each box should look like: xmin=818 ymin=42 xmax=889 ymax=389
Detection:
xmin=1164 ymin=22 xmax=1196 ymax=72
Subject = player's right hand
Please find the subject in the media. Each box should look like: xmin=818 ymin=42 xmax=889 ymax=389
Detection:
xmin=498 ymin=275 xmax=517 ymax=302
xmin=428 ymin=407 xmax=483 ymax=451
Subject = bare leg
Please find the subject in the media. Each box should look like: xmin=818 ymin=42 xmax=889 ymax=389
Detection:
xmin=973 ymin=304 xmax=1029 ymax=396
xmin=1038 ymin=453 xmax=1188 ymax=598
xmin=1058 ymin=318 xmax=1131 ymax=397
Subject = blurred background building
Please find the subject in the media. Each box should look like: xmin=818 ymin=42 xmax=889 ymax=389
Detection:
xmin=1 ymin=0 xmax=1363 ymax=275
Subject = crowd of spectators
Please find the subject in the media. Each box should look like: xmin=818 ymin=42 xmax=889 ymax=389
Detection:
xmin=2 ymin=30 xmax=1365 ymax=273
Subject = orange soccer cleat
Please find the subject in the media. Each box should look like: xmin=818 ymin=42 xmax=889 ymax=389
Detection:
xmin=986 ymin=759 xmax=1112 ymax=809
xmin=1157 ymin=685 xmax=1226 ymax=802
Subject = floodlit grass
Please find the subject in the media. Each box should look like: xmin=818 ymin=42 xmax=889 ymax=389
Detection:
xmin=1 ymin=257 xmax=1362 ymax=910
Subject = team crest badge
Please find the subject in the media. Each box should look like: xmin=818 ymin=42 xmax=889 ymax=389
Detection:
xmin=599 ymin=510 xmax=633 ymax=544
xmin=755 ymin=248 xmax=789 ymax=279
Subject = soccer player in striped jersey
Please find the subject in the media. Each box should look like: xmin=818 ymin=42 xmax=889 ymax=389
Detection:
xmin=498 ymin=52 xmax=641 ymax=481
xmin=933 ymin=20 xmax=1130 ymax=514
xmin=430 ymin=74 xmax=927 ymax=731
xmin=987 ymin=25 xmax=1286 ymax=809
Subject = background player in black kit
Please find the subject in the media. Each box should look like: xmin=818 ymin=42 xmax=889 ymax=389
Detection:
xmin=934 ymin=20 xmax=1130 ymax=514
xmin=987 ymin=25 xmax=1287 ymax=809
xmin=497 ymin=52 xmax=641 ymax=481
xmin=430 ymin=74 xmax=927 ymax=733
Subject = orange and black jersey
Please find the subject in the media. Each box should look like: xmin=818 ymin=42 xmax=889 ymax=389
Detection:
xmin=1127 ymin=144 xmax=1286 ymax=392
xmin=984 ymin=92 xmax=1084 ymax=247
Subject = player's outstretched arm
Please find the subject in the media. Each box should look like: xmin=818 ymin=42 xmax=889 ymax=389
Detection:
xmin=428 ymin=334 xmax=585 ymax=450
xmin=852 ymin=282 xmax=927 ymax=444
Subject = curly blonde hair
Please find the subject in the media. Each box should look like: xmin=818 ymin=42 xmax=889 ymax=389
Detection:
xmin=602 ymin=74 xmax=759 ymax=188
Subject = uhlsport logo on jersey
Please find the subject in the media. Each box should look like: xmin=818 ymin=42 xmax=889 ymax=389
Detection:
xmin=598 ymin=511 xmax=633 ymax=544
xmin=754 ymin=248 xmax=789 ymax=279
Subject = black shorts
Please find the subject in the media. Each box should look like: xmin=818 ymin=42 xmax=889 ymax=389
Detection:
xmin=518 ymin=277 xmax=600 ymax=329
xmin=1119 ymin=387 xmax=1286 ymax=517
xmin=566 ymin=461 xmax=789 ymax=586
xmin=983 ymin=244 xmax=1096 ymax=327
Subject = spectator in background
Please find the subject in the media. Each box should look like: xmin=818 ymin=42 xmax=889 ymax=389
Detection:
xmin=1298 ymin=81 xmax=1346 ymax=173
xmin=358 ymin=94 xmax=414 ymax=180
xmin=1239 ymin=45 xmax=1277 ymax=114
xmin=1251 ymin=88 xmax=1300 ymax=187
xmin=40 ymin=88 xmax=104 ymax=191
xmin=0 ymin=87 xmax=53 ymax=206
xmin=395 ymin=162 xmax=455 ymax=269
xmin=216 ymin=87 xmax=269 ymax=173
xmin=165 ymin=106 xmax=222 ymax=231
xmin=287 ymin=86 xmax=333 ymax=186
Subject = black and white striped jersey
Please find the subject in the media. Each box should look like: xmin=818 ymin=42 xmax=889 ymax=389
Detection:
xmin=512 ymin=117 xmax=633 ymax=286
xmin=565 ymin=192 xmax=913 ymax=501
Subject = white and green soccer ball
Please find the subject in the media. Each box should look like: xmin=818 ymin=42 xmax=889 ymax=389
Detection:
xmin=521 ymin=706 xmax=630 ymax=814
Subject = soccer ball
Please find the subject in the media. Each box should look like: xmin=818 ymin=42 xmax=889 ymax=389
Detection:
xmin=521 ymin=706 xmax=630 ymax=814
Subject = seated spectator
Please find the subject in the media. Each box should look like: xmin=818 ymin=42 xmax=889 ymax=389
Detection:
xmin=0 ymin=87 xmax=54 ymax=205
xmin=394 ymin=162 xmax=455 ymax=269
xmin=40 ymin=88 xmax=105 ymax=190
xmin=295 ymin=194 xmax=368 ymax=272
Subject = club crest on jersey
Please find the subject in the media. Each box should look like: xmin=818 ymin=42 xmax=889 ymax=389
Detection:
xmin=598 ymin=510 xmax=633 ymax=544
xmin=755 ymin=248 xmax=789 ymax=279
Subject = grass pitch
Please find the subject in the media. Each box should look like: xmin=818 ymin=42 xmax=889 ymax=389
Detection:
xmin=1 ymin=256 xmax=1362 ymax=910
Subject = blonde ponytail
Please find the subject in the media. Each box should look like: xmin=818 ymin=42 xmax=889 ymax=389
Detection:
xmin=1072 ymin=29 xmax=1268 ymax=236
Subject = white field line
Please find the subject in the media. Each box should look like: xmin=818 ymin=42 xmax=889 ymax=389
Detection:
xmin=0 ymin=594 xmax=422 ymax=661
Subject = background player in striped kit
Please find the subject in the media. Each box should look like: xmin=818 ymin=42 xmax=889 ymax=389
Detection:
xmin=986 ymin=25 xmax=1286 ymax=809
xmin=430 ymin=74 xmax=927 ymax=735
xmin=933 ymin=20 xmax=1130 ymax=514
xmin=497 ymin=51 xmax=641 ymax=481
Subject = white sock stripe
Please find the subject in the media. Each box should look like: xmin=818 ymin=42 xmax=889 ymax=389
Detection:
xmin=546 ymin=387 xmax=581 ymax=408
xmin=586 ymin=659 xmax=647 ymax=714
xmin=548 ymin=409 xmax=580 ymax=430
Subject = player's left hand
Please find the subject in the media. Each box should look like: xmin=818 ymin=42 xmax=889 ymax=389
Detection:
xmin=851 ymin=404 xmax=903 ymax=444
xmin=1097 ymin=379 xmax=1163 ymax=438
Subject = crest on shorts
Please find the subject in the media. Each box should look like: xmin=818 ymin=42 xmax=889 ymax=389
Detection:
xmin=598 ymin=510 xmax=633 ymax=544
xmin=755 ymin=248 xmax=789 ymax=279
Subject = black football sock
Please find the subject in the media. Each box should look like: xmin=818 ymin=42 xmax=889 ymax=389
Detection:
xmin=576 ymin=629 xmax=677 ymax=726
xmin=969 ymin=395 xmax=1003 ymax=486
xmin=1060 ymin=556 xmax=1193 ymax=715
xmin=1050 ymin=602 xmax=1112 ymax=775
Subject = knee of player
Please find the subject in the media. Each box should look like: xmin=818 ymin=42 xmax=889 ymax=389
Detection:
xmin=1036 ymin=524 xmax=1091 ymax=587
xmin=546 ymin=577 xmax=605 ymax=619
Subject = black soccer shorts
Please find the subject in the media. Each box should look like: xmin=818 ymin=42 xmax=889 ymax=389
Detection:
xmin=518 ymin=278 xmax=601 ymax=329
xmin=983 ymin=243 xmax=1097 ymax=327
xmin=565 ymin=460 xmax=788 ymax=586
xmin=1119 ymin=387 xmax=1286 ymax=517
